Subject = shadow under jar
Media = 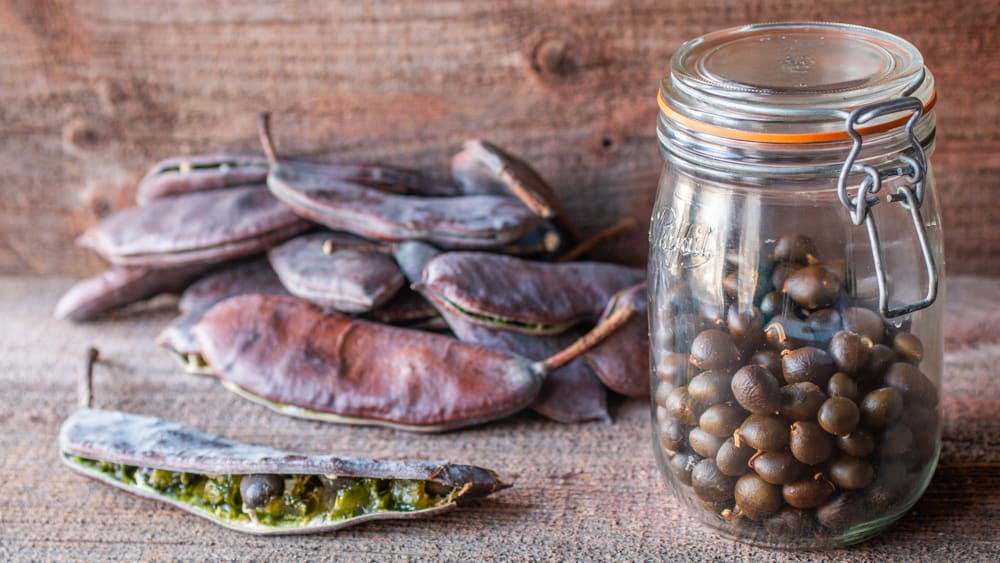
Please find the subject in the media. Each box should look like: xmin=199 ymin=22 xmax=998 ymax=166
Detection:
xmin=649 ymin=22 xmax=944 ymax=549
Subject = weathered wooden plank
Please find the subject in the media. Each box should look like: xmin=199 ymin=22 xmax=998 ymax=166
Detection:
xmin=0 ymin=275 xmax=998 ymax=561
xmin=0 ymin=1 xmax=998 ymax=276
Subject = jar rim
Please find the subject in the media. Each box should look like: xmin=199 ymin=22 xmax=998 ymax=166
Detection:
xmin=659 ymin=22 xmax=936 ymax=144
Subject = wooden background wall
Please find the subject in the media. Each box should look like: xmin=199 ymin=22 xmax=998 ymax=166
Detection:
xmin=1 ymin=0 xmax=998 ymax=276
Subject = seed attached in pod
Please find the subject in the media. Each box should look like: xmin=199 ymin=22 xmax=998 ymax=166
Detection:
xmin=779 ymin=382 xmax=827 ymax=421
xmin=699 ymin=404 xmax=748 ymax=438
xmin=784 ymin=264 xmax=842 ymax=310
xmin=689 ymin=329 xmax=737 ymax=370
xmin=828 ymin=456 xmax=874 ymax=490
xmin=860 ymin=387 xmax=904 ymax=428
xmin=239 ymin=474 xmax=285 ymax=509
xmin=817 ymin=397 xmax=860 ymax=436
xmin=716 ymin=438 xmax=755 ymax=477
xmin=735 ymin=473 xmax=784 ymax=520
xmin=691 ymin=459 xmax=737 ymax=503
xmin=841 ymin=307 xmax=885 ymax=344
xmin=774 ymin=234 xmax=817 ymax=264
xmin=836 ymin=429 xmax=875 ymax=457
xmin=783 ymin=477 xmax=835 ymax=509
xmin=738 ymin=414 xmax=789 ymax=451
xmin=781 ymin=346 xmax=835 ymax=386
xmin=828 ymin=331 xmax=871 ymax=374
xmin=749 ymin=450 xmax=803 ymax=485
xmin=731 ymin=364 xmax=782 ymax=414
xmin=688 ymin=370 xmax=734 ymax=406
xmin=892 ymin=332 xmax=924 ymax=364
xmin=790 ymin=420 xmax=834 ymax=465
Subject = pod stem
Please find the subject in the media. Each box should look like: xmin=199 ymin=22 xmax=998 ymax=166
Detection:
xmin=535 ymin=300 xmax=637 ymax=375
xmin=558 ymin=217 xmax=638 ymax=262
xmin=258 ymin=112 xmax=280 ymax=164
xmin=79 ymin=347 xmax=99 ymax=409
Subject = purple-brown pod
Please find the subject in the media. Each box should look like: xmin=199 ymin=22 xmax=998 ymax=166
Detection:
xmin=156 ymin=259 xmax=290 ymax=372
xmin=418 ymin=251 xmax=644 ymax=335
xmin=55 ymin=263 xmax=214 ymax=322
xmin=60 ymin=408 xmax=507 ymax=535
xmin=135 ymin=153 xmax=271 ymax=204
xmin=584 ymin=282 xmax=650 ymax=398
xmin=79 ymin=185 xmax=311 ymax=267
xmin=268 ymin=232 xmax=404 ymax=313
xmin=194 ymin=294 xmax=634 ymax=431
xmin=394 ymin=240 xmax=610 ymax=423
xmin=364 ymin=289 xmax=444 ymax=329
xmin=451 ymin=139 xmax=581 ymax=242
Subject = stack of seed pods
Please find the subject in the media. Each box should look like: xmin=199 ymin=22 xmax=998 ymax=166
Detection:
xmin=56 ymin=115 xmax=649 ymax=431
xmin=652 ymin=233 xmax=939 ymax=545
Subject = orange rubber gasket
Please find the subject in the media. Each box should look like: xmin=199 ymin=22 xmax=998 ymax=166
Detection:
xmin=657 ymin=89 xmax=937 ymax=144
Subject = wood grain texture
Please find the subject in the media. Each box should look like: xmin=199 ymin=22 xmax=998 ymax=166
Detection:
xmin=0 ymin=274 xmax=998 ymax=561
xmin=1 ymin=1 xmax=998 ymax=276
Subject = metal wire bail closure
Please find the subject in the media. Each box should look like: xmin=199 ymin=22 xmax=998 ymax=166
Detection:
xmin=836 ymin=70 xmax=938 ymax=318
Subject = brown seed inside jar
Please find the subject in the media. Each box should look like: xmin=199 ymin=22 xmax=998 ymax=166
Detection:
xmin=691 ymin=459 xmax=737 ymax=503
xmin=716 ymin=437 xmax=755 ymax=477
xmin=781 ymin=346 xmax=835 ymax=387
xmin=784 ymin=264 xmax=842 ymax=310
xmin=751 ymin=349 xmax=783 ymax=377
xmin=689 ymin=329 xmax=737 ymax=371
xmin=699 ymin=404 xmax=748 ymax=438
xmin=779 ymin=382 xmax=827 ymax=421
xmin=828 ymin=331 xmax=871 ymax=374
xmin=735 ymin=473 xmax=784 ymax=520
xmin=749 ymin=450 xmax=804 ymax=485
xmin=836 ymin=429 xmax=875 ymax=457
xmin=790 ymin=420 xmax=834 ymax=465
xmin=827 ymin=372 xmax=860 ymax=403
xmin=892 ymin=332 xmax=924 ymax=364
xmin=738 ymin=414 xmax=789 ymax=451
xmin=774 ymin=234 xmax=817 ymax=264
xmin=782 ymin=477 xmax=835 ymax=509
xmin=731 ymin=364 xmax=782 ymax=414
xmin=860 ymin=387 xmax=904 ymax=428
xmin=688 ymin=370 xmax=734 ymax=406
xmin=841 ymin=307 xmax=885 ymax=344
xmin=689 ymin=427 xmax=725 ymax=458
xmin=817 ymin=397 xmax=860 ymax=436
xmin=828 ymin=455 xmax=874 ymax=490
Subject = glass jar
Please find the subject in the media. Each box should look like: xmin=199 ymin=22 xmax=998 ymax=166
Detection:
xmin=649 ymin=22 xmax=943 ymax=549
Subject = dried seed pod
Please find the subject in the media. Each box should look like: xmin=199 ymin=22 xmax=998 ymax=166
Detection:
xmin=418 ymin=251 xmax=644 ymax=335
xmin=78 ymin=185 xmax=311 ymax=268
xmin=55 ymin=263 xmax=214 ymax=322
xmin=269 ymin=232 xmax=404 ymax=313
xmin=828 ymin=331 xmax=871 ymax=374
xmin=135 ymin=153 xmax=270 ymax=204
xmin=195 ymin=294 xmax=635 ymax=431
xmin=156 ymin=259 xmax=290 ymax=372
xmin=731 ymin=365 xmax=782 ymax=414
xmin=584 ymin=283 xmax=651 ymax=398
xmin=781 ymin=346 xmax=836 ymax=386
xmin=779 ymin=382 xmax=827 ymax=421
xmin=60 ymin=409 xmax=507 ymax=535
xmin=689 ymin=330 xmax=737 ymax=370
xmin=784 ymin=265 xmax=842 ymax=310
xmin=789 ymin=421 xmax=834 ymax=465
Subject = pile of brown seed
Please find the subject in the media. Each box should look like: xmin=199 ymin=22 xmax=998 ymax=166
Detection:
xmin=653 ymin=233 xmax=940 ymax=545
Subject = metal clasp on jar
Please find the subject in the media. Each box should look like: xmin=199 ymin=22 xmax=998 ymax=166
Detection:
xmin=837 ymin=69 xmax=938 ymax=318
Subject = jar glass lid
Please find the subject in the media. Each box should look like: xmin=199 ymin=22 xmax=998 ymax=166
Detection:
xmin=659 ymin=22 xmax=936 ymax=143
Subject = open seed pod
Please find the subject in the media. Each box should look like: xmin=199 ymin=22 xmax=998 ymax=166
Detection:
xmin=60 ymin=408 xmax=509 ymax=535
xmin=584 ymin=282 xmax=650 ymax=398
xmin=268 ymin=232 xmax=404 ymax=313
xmin=80 ymin=185 xmax=310 ymax=268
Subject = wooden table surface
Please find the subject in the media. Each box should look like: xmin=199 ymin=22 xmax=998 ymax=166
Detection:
xmin=1 ymin=275 xmax=998 ymax=561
